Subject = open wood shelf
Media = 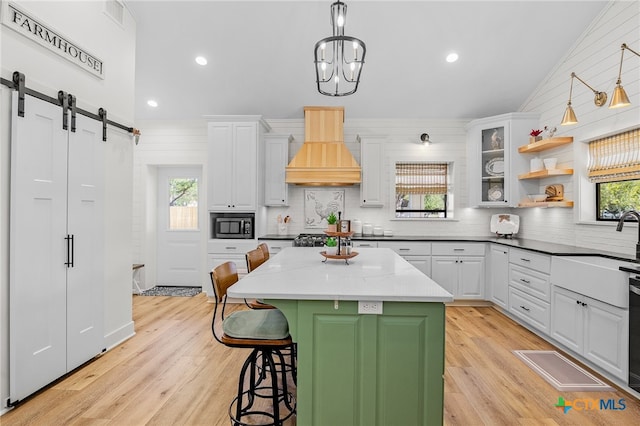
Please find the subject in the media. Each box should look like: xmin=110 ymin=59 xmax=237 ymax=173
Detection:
xmin=517 ymin=200 xmax=574 ymax=208
xmin=518 ymin=137 xmax=573 ymax=153
xmin=518 ymin=168 xmax=574 ymax=180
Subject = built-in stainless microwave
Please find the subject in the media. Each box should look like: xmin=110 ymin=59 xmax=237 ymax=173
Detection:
xmin=211 ymin=212 xmax=254 ymax=239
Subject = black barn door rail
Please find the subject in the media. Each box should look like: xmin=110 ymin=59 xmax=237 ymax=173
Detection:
xmin=1 ymin=71 xmax=135 ymax=142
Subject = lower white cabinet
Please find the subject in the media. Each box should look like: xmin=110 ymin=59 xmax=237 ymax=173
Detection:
xmin=378 ymin=242 xmax=431 ymax=277
xmin=551 ymin=286 xmax=628 ymax=380
xmin=431 ymin=243 xmax=485 ymax=298
xmin=259 ymin=239 xmax=292 ymax=255
xmin=508 ymin=287 xmax=550 ymax=334
xmin=206 ymin=240 xmax=259 ymax=296
xmin=352 ymin=241 xmax=378 ymax=248
xmin=488 ymin=245 xmax=509 ymax=308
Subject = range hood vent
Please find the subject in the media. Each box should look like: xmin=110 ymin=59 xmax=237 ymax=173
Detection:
xmin=285 ymin=107 xmax=361 ymax=186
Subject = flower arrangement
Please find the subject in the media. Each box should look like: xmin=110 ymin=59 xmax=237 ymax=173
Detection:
xmin=529 ymin=129 xmax=543 ymax=143
xmin=530 ymin=129 xmax=543 ymax=137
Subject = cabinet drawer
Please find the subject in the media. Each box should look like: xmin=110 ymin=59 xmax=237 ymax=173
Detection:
xmin=352 ymin=241 xmax=378 ymax=248
xmin=208 ymin=240 xmax=257 ymax=254
xmin=509 ymin=287 xmax=550 ymax=334
xmin=431 ymin=242 xmax=485 ymax=256
xmin=509 ymin=248 xmax=550 ymax=274
xmin=259 ymin=240 xmax=291 ymax=254
xmin=378 ymin=242 xmax=431 ymax=255
xmin=509 ymin=264 xmax=550 ymax=302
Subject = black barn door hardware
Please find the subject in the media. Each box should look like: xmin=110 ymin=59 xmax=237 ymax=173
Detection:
xmin=58 ymin=90 xmax=69 ymax=130
xmin=1 ymin=70 xmax=135 ymax=141
xmin=65 ymin=234 xmax=74 ymax=268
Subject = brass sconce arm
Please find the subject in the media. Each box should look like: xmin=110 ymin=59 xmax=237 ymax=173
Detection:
xmin=561 ymin=72 xmax=607 ymax=125
xmin=610 ymin=43 xmax=640 ymax=109
xmin=571 ymin=72 xmax=608 ymax=106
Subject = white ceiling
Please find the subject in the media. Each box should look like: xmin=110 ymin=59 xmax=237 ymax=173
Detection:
xmin=126 ymin=0 xmax=609 ymax=121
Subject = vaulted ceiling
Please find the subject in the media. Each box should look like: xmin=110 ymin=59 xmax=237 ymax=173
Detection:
xmin=126 ymin=0 xmax=608 ymax=121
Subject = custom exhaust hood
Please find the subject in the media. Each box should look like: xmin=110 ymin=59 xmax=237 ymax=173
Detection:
xmin=285 ymin=106 xmax=361 ymax=186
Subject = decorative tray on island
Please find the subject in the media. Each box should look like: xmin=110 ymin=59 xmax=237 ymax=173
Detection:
xmin=320 ymin=251 xmax=359 ymax=264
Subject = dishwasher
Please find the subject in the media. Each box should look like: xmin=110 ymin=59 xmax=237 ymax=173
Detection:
xmin=630 ymin=276 xmax=640 ymax=392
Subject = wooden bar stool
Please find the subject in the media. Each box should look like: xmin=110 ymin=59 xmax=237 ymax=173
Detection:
xmin=245 ymin=248 xmax=275 ymax=310
xmin=210 ymin=262 xmax=295 ymax=426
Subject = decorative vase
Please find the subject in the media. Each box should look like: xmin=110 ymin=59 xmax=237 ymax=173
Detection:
xmin=529 ymin=136 xmax=543 ymax=144
xmin=327 ymin=224 xmax=337 ymax=232
xmin=324 ymin=245 xmax=336 ymax=255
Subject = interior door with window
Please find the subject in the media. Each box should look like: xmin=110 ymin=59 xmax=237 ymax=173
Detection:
xmin=156 ymin=167 xmax=202 ymax=287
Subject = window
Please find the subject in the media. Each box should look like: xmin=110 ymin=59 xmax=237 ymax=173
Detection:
xmin=589 ymin=128 xmax=640 ymax=221
xmin=395 ymin=162 xmax=449 ymax=218
xmin=168 ymin=177 xmax=199 ymax=230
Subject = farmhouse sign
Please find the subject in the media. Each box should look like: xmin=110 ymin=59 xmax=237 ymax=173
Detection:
xmin=2 ymin=3 xmax=105 ymax=79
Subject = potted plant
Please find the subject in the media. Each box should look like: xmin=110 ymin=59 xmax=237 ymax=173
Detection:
xmin=325 ymin=237 xmax=337 ymax=255
xmin=326 ymin=212 xmax=338 ymax=232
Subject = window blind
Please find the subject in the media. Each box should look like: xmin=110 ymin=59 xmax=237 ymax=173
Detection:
xmin=588 ymin=128 xmax=640 ymax=183
xmin=395 ymin=162 xmax=448 ymax=194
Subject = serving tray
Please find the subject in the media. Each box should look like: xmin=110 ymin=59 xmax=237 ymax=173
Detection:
xmin=320 ymin=251 xmax=359 ymax=264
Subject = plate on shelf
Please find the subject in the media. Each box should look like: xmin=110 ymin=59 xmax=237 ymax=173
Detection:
xmin=487 ymin=184 xmax=503 ymax=201
xmin=485 ymin=157 xmax=504 ymax=176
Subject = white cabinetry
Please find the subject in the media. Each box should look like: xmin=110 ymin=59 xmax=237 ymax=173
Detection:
xmin=508 ymin=248 xmax=551 ymax=334
xmin=551 ymin=286 xmax=628 ymax=380
xmin=352 ymin=240 xmax=378 ymax=248
xmin=378 ymin=242 xmax=431 ymax=277
xmin=431 ymin=243 xmax=485 ymax=298
xmin=466 ymin=113 xmax=539 ymax=207
xmin=207 ymin=117 xmax=269 ymax=211
xmin=259 ymin=240 xmax=292 ymax=255
xmin=360 ymin=136 xmax=385 ymax=207
xmin=264 ymin=134 xmax=291 ymax=206
xmin=206 ymin=240 xmax=258 ymax=296
xmin=488 ymin=244 xmax=509 ymax=309
xmin=9 ymin=94 xmax=105 ymax=402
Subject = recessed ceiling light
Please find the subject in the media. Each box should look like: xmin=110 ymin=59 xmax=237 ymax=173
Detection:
xmin=147 ymin=100 xmax=158 ymax=107
xmin=195 ymin=56 xmax=208 ymax=66
xmin=446 ymin=52 xmax=459 ymax=63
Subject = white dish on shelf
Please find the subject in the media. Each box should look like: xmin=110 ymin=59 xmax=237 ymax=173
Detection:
xmin=485 ymin=157 xmax=504 ymax=176
xmin=528 ymin=194 xmax=548 ymax=202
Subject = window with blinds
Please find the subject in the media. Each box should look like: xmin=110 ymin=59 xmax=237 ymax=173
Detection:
xmin=590 ymin=128 xmax=640 ymax=221
xmin=395 ymin=162 xmax=449 ymax=218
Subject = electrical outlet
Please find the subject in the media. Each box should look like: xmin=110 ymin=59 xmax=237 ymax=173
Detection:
xmin=358 ymin=300 xmax=383 ymax=314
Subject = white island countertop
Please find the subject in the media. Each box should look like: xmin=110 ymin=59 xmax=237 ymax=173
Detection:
xmin=228 ymin=247 xmax=453 ymax=302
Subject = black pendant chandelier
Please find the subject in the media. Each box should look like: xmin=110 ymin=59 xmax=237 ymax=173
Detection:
xmin=314 ymin=0 xmax=366 ymax=96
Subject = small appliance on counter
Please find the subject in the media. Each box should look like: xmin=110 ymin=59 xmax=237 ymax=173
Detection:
xmin=490 ymin=214 xmax=519 ymax=238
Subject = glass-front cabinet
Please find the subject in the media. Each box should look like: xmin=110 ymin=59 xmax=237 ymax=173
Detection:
xmin=466 ymin=113 xmax=539 ymax=207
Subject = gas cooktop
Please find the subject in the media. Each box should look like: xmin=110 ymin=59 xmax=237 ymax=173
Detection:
xmin=293 ymin=234 xmax=327 ymax=247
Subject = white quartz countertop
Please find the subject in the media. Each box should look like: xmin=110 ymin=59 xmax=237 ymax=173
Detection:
xmin=227 ymin=247 xmax=453 ymax=302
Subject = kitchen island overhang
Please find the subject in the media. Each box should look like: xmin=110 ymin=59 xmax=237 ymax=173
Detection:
xmin=228 ymin=247 xmax=453 ymax=426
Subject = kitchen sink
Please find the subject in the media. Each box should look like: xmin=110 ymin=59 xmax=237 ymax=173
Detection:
xmin=550 ymin=256 xmax=631 ymax=308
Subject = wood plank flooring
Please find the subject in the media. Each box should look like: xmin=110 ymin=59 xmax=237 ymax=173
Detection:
xmin=2 ymin=294 xmax=639 ymax=425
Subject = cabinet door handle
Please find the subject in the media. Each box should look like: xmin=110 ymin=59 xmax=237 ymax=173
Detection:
xmin=65 ymin=234 xmax=74 ymax=268
xmin=273 ymin=246 xmax=281 ymax=250
xmin=520 ymin=258 xmax=531 ymax=262
xmin=225 ymin=246 xmax=237 ymax=250
xmin=454 ymin=248 xmax=465 ymax=251
xmin=581 ymin=302 xmax=587 ymax=307
xmin=399 ymin=248 xmax=410 ymax=251
xmin=520 ymin=305 xmax=530 ymax=312
xmin=519 ymin=278 xmax=530 ymax=284
xmin=576 ymin=300 xmax=581 ymax=305
xmin=360 ymin=244 xmax=372 ymax=247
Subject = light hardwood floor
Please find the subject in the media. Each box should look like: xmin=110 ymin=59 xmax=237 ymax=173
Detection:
xmin=2 ymin=294 xmax=639 ymax=425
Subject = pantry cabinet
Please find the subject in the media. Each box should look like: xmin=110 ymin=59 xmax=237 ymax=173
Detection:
xmin=207 ymin=117 xmax=270 ymax=211
xmin=551 ymin=286 xmax=628 ymax=380
xmin=431 ymin=243 xmax=485 ymax=298
xmin=466 ymin=113 xmax=539 ymax=207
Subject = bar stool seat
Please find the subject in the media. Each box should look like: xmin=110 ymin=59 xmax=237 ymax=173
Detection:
xmin=211 ymin=261 xmax=295 ymax=426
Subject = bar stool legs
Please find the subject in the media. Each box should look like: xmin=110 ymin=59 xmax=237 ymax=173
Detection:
xmin=229 ymin=347 xmax=296 ymax=426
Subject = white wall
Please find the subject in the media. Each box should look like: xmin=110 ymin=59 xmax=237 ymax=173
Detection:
xmin=0 ymin=1 xmax=136 ymax=410
xmin=518 ymin=0 xmax=640 ymax=256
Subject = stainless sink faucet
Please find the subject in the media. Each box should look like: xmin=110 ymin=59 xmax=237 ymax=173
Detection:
xmin=616 ymin=210 xmax=640 ymax=260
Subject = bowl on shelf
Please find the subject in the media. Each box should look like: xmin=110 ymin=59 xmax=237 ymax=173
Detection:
xmin=528 ymin=194 xmax=548 ymax=202
xmin=543 ymin=158 xmax=557 ymax=170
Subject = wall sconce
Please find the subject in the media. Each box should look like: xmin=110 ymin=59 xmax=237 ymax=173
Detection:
xmin=420 ymin=133 xmax=431 ymax=145
xmin=560 ymin=72 xmax=607 ymax=126
xmin=609 ymin=43 xmax=640 ymax=109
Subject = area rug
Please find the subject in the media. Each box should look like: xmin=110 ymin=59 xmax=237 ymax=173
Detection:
xmin=513 ymin=350 xmax=614 ymax=392
xmin=138 ymin=286 xmax=202 ymax=297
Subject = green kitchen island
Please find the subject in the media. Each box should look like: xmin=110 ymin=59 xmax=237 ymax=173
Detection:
xmin=227 ymin=247 xmax=453 ymax=426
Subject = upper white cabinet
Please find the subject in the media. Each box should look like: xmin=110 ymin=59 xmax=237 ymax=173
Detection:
xmin=466 ymin=113 xmax=539 ymax=207
xmin=360 ymin=136 xmax=385 ymax=207
xmin=207 ymin=117 xmax=270 ymax=211
xmin=264 ymin=134 xmax=292 ymax=206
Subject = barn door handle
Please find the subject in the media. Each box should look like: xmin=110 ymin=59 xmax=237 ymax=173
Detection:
xmin=65 ymin=235 xmax=75 ymax=268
